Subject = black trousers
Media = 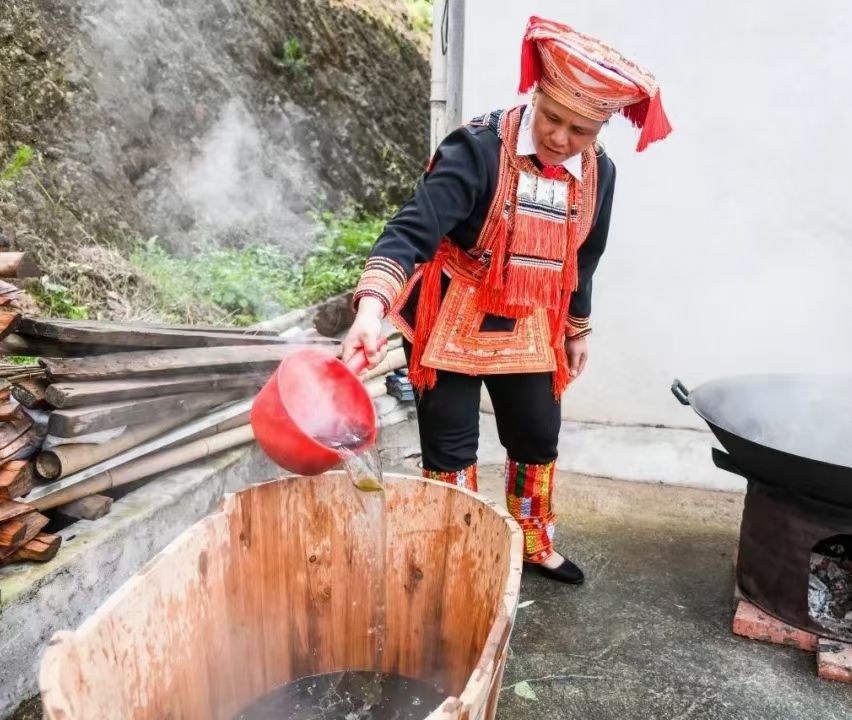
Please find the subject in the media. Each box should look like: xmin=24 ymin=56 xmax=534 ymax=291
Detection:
xmin=404 ymin=343 xmax=562 ymax=471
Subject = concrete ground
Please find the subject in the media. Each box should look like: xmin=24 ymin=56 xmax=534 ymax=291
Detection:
xmin=466 ymin=468 xmax=852 ymax=720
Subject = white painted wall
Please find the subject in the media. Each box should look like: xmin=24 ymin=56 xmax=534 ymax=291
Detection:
xmin=463 ymin=0 xmax=852 ymax=429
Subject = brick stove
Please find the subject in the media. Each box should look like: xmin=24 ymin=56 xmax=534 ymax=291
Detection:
xmin=673 ymin=374 xmax=852 ymax=682
xmin=737 ymin=479 xmax=852 ymax=643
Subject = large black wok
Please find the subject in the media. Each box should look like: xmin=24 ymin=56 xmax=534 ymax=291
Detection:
xmin=672 ymin=374 xmax=852 ymax=511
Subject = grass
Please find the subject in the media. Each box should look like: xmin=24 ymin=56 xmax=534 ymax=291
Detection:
xmin=0 ymin=145 xmax=35 ymax=185
xmin=5 ymin=354 xmax=38 ymax=366
xmin=131 ymin=211 xmax=385 ymax=326
xmin=28 ymin=278 xmax=90 ymax=320
xmin=280 ymin=37 xmax=309 ymax=71
xmin=275 ymin=36 xmax=313 ymax=92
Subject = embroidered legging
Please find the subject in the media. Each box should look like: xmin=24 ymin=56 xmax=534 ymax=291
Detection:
xmin=411 ymin=359 xmax=562 ymax=564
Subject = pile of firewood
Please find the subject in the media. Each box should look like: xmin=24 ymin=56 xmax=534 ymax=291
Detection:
xmin=0 ymin=312 xmax=339 ymax=567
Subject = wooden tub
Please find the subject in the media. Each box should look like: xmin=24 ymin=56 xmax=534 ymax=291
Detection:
xmin=40 ymin=473 xmax=522 ymax=719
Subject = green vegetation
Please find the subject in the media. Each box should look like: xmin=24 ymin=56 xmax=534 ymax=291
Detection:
xmin=405 ymin=0 xmax=433 ymax=34
xmin=295 ymin=211 xmax=384 ymax=303
xmin=276 ymin=36 xmax=313 ymax=92
xmin=132 ymin=211 xmax=385 ymax=326
xmin=5 ymin=354 xmax=38 ymax=366
xmin=0 ymin=145 xmax=35 ymax=185
xmin=280 ymin=37 xmax=308 ymax=71
xmin=0 ymin=145 xmax=61 ymax=209
xmin=29 ymin=279 xmax=90 ymax=319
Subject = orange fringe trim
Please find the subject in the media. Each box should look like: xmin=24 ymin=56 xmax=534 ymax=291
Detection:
xmin=407 ymin=244 xmax=450 ymax=392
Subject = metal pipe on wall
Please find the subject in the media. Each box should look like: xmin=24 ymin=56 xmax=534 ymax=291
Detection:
xmin=430 ymin=0 xmax=465 ymax=153
xmin=429 ymin=0 xmax=448 ymax=153
xmin=446 ymin=0 xmax=466 ymax=131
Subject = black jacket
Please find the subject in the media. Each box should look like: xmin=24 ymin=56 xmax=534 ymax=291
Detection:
xmin=368 ymin=108 xmax=616 ymax=329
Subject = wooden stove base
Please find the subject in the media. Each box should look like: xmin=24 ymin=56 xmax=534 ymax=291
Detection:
xmin=732 ymin=592 xmax=852 ymax=684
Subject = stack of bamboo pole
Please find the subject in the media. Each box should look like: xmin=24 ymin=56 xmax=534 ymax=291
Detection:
xmin=0 ymin=316 xmax=340 ymax=567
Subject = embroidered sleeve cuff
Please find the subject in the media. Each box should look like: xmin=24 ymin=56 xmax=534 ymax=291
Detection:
xmin=353 ymin=257 xmax=408 ymax=316
xmin=566 ymin=315 xmax=592 ymax=339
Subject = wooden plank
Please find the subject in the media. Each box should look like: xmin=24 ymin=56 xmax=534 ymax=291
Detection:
xmin=47 ymin=390 xmax=247 ymax=438
xmin=42 ymin=318 xmax=279 ymax=335
xmin=57 ymin=494 xmax=113 ymax=521
xmin=313 ymin=292 xmax=355 ymax=337
xmin=0 ymin=511 xmax=49 ymax=560
xmin=7 ymin=327 xmax=281 ymax=358
xmin=41 ymin=344 xmax=339 ymax=382
xmin=0 ymin=252 xmax=41 ymax=278
xmin=0 ymin=518 xmax=27 ymax=547
xmin=11 ymin=377 xmax=50 ymax=409
xmin=0 ymin=400 xmax=21 ymax=421
xmin=0 ymin=460 xmax=30 ymax=475
xmin=0 ymin=333 xmax=32 ymax=354
xmin=1 ymin=333 xmax=141 ymax=358
xmin=0 ymin=428 xmax=39 ymax=464
xmin=0 ymin=278 xmax=22 ymax=297
xmin=17 ymin=318 xmax=301 ymax=350
xmin=46 ymin=372 xmax=268 ymax=409
xmin=10 ymin=532 xmax=61 ymax=562
xmin=0 ymin=498 xmax=34 ymax=523
xmin=0 ymin=427 xmax=44 ymax=463
xmin=1 ymin=310 xmax=21 ymax=340
xmin=0 ymin=416 xmax=33 ymax=449
xmin=5 ymin=332 xmax=334 ymax=358
xmin=0 ymin=460 xmax=34 ymax=499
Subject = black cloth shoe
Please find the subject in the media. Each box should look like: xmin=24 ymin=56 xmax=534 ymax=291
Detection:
xmin=525 ymin=558 xmax=585 ymax=585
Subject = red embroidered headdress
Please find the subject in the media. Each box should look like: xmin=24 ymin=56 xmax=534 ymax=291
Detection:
xmin=519 ymin=15 xmax=672 ymax=151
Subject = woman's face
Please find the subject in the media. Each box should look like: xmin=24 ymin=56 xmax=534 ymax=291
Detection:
xmin=531 ymin=90 xmax=605 ymax=166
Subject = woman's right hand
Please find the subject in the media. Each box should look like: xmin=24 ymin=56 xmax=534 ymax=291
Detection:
xmin=342 ymin=297 xmax=387 ymax=371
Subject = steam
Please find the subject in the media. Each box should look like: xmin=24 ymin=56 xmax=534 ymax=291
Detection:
xmin=77 ymin=0 xmax=326 ymax=256
xmin=692 ymin=374 xmax=852 ymax=468
xmin=171 ymin=99 xmax=319 ymax=248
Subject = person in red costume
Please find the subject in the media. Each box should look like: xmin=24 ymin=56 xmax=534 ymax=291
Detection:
xmin=344 ymin=16 xmax=672 ymax=584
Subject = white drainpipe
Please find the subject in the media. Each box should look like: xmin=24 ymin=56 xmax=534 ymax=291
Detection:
xmin=446 ymin=0 xmax=465 ymax=131
xmin=430 ymin=0 xmax=449 ymax=154
xmin=430 ymin=0 xmax=465 ymax=154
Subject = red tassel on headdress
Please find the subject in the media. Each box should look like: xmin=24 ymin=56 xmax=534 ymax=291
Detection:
xmin=518 ymin=21 xmax=543 ymax=93
xmin=633 ymin=91 xmax=673 ymax=152
xmin=620 ymin=97 xmax=649 ymax=129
